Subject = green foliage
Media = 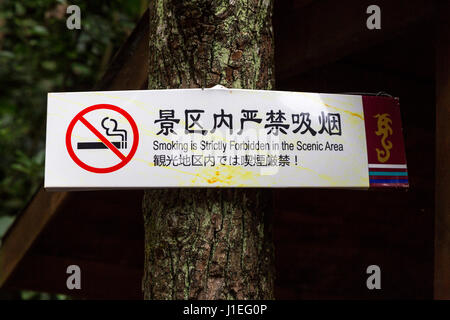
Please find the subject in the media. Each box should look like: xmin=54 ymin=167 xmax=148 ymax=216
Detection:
xmin=0 ymin=0 xmax=144 ymax=301
xmin=20 ymin=290 xmax=70 ymax=300
xmin=0 ymin=0 xmax=144 ymax=219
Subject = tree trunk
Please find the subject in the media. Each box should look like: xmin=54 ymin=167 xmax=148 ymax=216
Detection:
xmin=142 ymin=0 xmax=275 ymax=300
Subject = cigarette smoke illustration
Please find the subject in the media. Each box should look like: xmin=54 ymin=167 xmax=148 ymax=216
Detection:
xmin=101 ymin=117 xmax=127 ymax=148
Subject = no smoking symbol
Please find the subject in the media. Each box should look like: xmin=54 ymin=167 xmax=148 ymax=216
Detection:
xmin=66 ymin=104 xmax=139 ymax=173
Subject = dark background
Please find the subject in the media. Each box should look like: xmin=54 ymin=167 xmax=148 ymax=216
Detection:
xmin=0 ymin=0 xmax=437 ymax=299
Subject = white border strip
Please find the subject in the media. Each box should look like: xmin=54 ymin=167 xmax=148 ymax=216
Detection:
xmin=368 ymin=164 xmax=408 ymax=169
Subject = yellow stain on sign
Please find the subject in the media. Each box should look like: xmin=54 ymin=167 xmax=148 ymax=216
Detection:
xmin=135 ymin=159 xmax=259 ymax=186
xmin=195 ymin=165 xmax=257 ymax=186
xmin=324 ymin=103 xmax=364 ymax=121
xmin=292 ymin=165 xmax=338 ymax=185
xmin=298 ymin=94 xmax=364 ymax=121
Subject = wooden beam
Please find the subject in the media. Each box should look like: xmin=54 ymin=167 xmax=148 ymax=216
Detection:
xmin=275 ymin=0 xmax=435 ymax=82
xmin=0 ymin=189 xmax=69 ymax=287
xmin=95 ymin=9 xmax=149 ymax=91
xmin=435 ymin=0 xmax=450 ymax=300
xmin=8 ymin=254 xmax=142 ymax=299
xmin=292 ymin=0 xmax=316 ymax=10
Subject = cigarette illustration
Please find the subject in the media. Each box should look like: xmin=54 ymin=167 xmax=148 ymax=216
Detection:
xmin=77 ymin=117 xmax=128 ymax=150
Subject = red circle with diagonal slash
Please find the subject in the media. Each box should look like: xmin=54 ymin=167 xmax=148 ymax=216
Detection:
xmin=66 ymin=104 xmax=139 ymax=173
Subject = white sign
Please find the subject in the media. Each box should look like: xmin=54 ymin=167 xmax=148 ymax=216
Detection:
xmin=45 ymin=86 xmax=408 ymax=190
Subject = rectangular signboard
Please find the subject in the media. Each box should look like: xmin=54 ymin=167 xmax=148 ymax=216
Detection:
xmin=45 ymin=86 xmax=408 ymax=190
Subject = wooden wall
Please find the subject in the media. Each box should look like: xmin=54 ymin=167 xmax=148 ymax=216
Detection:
xmin=273 ymin=19 xmax=435 ymax=299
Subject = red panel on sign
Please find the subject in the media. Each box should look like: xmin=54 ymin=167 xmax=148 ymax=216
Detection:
xmin=362 ymin=96 xmax=409 ymax=188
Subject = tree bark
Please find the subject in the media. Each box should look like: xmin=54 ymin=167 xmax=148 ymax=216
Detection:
xmin=142 ymin=0 xmax=275 ymax=300
xmin=435 ymin=0 xmax=450 ymax=299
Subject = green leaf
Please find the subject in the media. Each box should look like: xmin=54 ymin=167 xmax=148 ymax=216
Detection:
xmin=0 ymin=51 xmax=15 ymax=59
xmin=14 ymin=3 xmax=26 ymax=16
xmin=72 ymin=63 xmax=91 ymax=76
xmin=32 ymin=25 xmax=48 ymax=36
xmin=0 ymin=215 xmax=15 ymax=239
xmin=41 ymin=60 xmax=57 ymax=71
